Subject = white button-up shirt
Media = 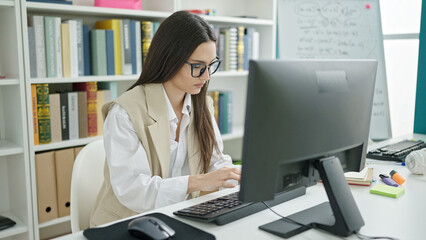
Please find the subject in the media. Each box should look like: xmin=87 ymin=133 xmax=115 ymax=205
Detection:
xmin=103 ymin=86 xmax=236 ymax=213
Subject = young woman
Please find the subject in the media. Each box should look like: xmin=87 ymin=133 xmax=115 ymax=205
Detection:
xmin=90 ymin=11 xmax=241 ymax=226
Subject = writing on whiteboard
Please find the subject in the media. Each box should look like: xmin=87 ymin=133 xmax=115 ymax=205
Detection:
xmin=278 ymin=0 xmax=392 ymax=139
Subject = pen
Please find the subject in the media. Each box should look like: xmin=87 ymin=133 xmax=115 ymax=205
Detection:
xmin=379 ymin=174 xmax=399 ymax=187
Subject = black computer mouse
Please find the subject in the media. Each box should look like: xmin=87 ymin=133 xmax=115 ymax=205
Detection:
xmin=128 ymin=216 xmax=175 ymax=240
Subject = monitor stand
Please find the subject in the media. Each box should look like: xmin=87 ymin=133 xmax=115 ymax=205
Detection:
xmin=259 ymin=156 xmax=365 ymax=238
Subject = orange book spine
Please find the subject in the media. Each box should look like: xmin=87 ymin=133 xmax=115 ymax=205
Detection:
xmin=73 ymin=82 xmax=98 ymax=136
xmin=31 ymin=85 xmax=39 ymax=145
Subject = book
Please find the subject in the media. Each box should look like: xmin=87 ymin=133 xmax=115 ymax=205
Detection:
xmin=121 ymin=19 xmax=132 ymax=75
xmin=30 ymin=15 xmax=47 ymax=78
xmin=237 ymin=26 xmax=245 ymax=71
xmin=76 ymin=19 xmax=84 ymax=76
xmin=134 ymin=20 xmax=142 ymax=75
xmin=31 ymin=85 xmax=39 ymax=145
xmin=218 ymin=92 xmax=227 ymax=134
xmin=44 ymin=16 xmax=58 ymax=78
xmin=344 ymin=167 xmax=374 ymax=186
xmin=77 ymin=91 xmax=88 ymax=138
xmin=55 ymin=17 xmax=63 ymax=77
xmin=105 ymin=30 xmax=115 ymax=75
xmin=36 ymin=84 xmax=51 ymax=144
xmin=208 ymin=91 xmax=220 ymax=125
xmin=61 ymin=22 xmax=71 ymax=77
xmin=141 ymin=21 xmax=153 ymax=65
xmin=96 ymin=90 xmax=105 ymax=135
xmin=73 ymin=82 xmax=98 ymax=136
xmin=49 ymin=93 xmax=62 ymax=142
xmin=65 ymin=20 xmax=79 ymax=77
xmin=90 ymin=29 xmax=107 ymax=75
xmin=129 ymin=20 xmax=137 ymax=75
xmin=83 ymin=25 xmax=92 ymax=76
xmin=68 ymin=92 xmax=79 ymax=139
xmin=96 ymin=19 xmax=122 ymax=75
xmin=28 ymin=26 xmax=38 ymax=78
xmin=153 ymin=21 xmax=161 ymax=35
xmin=226 ymin=91 xmax=233 ymax=133
xmin=243 ymin=27 xmax=254 ymax=71
xmin=60 ymin=92 xmax=69 ymax=140
xmin=228 ymin=27 xmax=238 ymax=71
xmin=252 ymin=31 xmax=260 ymax=60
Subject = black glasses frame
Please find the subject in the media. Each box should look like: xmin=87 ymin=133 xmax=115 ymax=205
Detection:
xmin=185 ymin=57 xmax=222 ymax=78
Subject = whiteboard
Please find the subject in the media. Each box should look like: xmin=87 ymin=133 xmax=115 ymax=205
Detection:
xmin=277 ymin=0 xmax=392 ymax=140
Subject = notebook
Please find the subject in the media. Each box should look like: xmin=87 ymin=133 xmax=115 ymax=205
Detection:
xmin=83 ymin=212 xmax=215 ymax=240
xmin=370 ymin=184 xmax=405 ymax=198
xmin=344 ymin=167 xmax=374 ymax=186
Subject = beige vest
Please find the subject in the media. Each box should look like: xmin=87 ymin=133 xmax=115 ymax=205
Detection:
xmin=90 ymin=83 xmax=211 ymax=227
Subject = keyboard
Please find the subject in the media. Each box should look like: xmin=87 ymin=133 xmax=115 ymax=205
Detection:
xmin=367 ymin=139 xmax=426 ymax=162
xmin=173 ymin=187 xmax=305 ymax=226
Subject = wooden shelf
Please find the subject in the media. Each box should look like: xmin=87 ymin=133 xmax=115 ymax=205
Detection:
xmin=0 ymin=211 xmax=28 ymax=239
xmin=0 ymin=140 xmax=24 ymax=156
xmin=34 ymin=136 xmax=102 ymax=152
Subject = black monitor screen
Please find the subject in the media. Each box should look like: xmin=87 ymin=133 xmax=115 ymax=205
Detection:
xmin=239 ymin=59 xmax=377 ymax=203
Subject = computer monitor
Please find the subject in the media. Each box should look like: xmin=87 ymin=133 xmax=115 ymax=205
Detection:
xmin=239 ymin=59 xmax=378 ymax=238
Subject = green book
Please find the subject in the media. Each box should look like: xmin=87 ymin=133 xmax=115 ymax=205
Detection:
xmin=90 ymin=29 xmax=107 ymax=75
xmin=44 ymin=16 xmax=57 ymax=78
xmin=370 ymin=184 xmax=405 ymax=198
xmin=36 ymin=84 xmax=51 ymax=144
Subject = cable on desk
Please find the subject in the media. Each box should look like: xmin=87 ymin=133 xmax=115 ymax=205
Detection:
xmin=261 ymin=201 xmax=309 ymax=227
xmin=354 ymin=231 xmax=399 ymax=240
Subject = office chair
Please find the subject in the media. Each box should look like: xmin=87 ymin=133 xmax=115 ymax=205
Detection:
xmin=70 ymin=139 xmax=105 ymax=233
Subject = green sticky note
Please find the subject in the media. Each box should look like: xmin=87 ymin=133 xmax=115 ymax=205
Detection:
xmin=370 ymin=184 xmax=405 ymax=198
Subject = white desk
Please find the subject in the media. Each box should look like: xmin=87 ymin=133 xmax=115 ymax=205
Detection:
xmin=57 ymin=134 xmax=426 ymax=240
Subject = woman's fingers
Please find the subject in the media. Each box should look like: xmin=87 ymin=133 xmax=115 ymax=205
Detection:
xmin=222 ymin=181 xmax=237 ymax=188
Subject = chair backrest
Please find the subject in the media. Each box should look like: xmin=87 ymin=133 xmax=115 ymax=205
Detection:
xmin=70 ymin=139 xmax=105 ymax=233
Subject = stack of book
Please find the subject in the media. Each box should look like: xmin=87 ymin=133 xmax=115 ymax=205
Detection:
xmin=344 ymin=167 xmax=374 ymax=186
xmin=28 ymin=15 xmax=161 ymax=78
xmin=208 ymin=90 xmax=233 ymax=134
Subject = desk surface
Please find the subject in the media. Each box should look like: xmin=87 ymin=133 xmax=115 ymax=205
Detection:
xmin=57 ymin=134 xmax=426 ymax=240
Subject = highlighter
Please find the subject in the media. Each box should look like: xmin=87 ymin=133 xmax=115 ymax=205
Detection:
xmin=379 ymin=174 xmax=399 ymax=187
xmin=389 ymin=170 xmax=405 ymax=185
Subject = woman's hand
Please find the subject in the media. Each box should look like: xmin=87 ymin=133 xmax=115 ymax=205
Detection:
xmin=187 ymin=167 xmax=241 ymax=193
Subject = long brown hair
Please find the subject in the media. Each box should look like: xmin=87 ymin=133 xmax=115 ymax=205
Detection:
xmin=129 ymin=11 xmax=219 ymax=173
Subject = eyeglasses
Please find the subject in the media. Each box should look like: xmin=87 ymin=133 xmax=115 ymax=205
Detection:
xmin=185 ymin=57 xmax=222 ymax=78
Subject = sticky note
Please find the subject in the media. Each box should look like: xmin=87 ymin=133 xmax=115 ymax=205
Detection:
xmin=370 ymin=184 xmax=405 ymax=198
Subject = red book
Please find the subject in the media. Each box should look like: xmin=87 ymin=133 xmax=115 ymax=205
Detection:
xmin=73 ymin=82 xmax=98 ymax=136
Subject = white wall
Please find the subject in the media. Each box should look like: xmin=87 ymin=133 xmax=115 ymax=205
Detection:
xmin=380 ymin=0 xmax=422 ymax=138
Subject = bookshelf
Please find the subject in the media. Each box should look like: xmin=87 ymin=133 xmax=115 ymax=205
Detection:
xmin=6 ymin=0 xmax=277 ymax=239
xmin=0 ymin=0 xmax=33 ymax=239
